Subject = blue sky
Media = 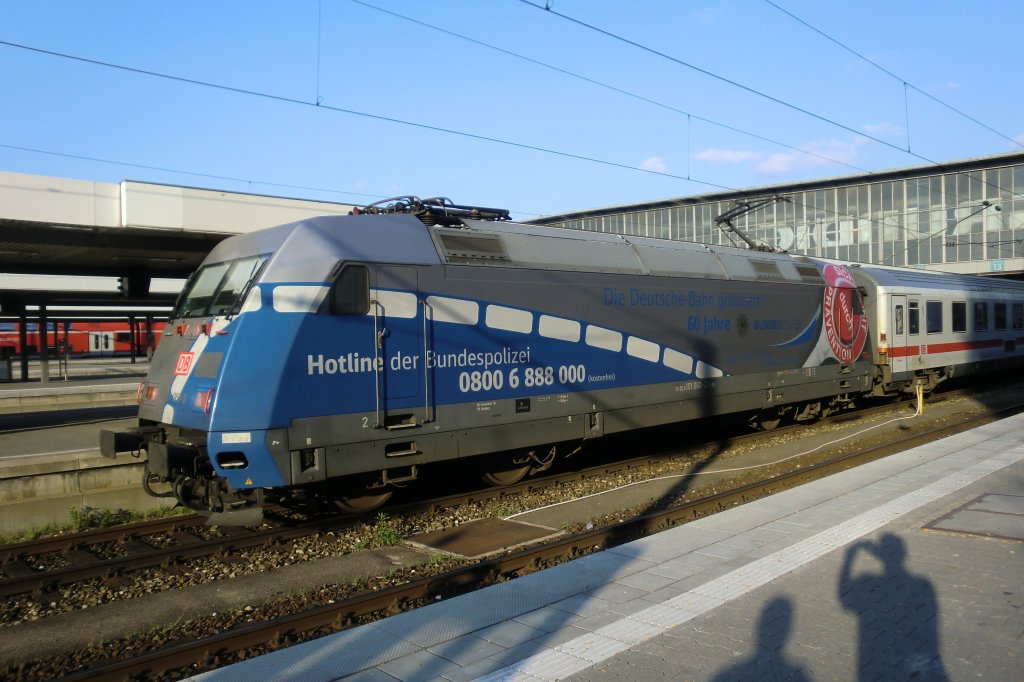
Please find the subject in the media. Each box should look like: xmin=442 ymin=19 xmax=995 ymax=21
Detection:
xmin=2 ymin=0 xmax=1022 ymax=221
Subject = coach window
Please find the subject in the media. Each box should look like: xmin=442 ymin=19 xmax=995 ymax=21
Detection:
xmin=994 ymin=303 xmax=1007 ymax=331
xmin=894 ymin=305 xmax=904 ymax=335
xmin=952 ymin=301 xmax=967 ymax=333
xmin=926 ymin=301 xmax=943 ymax=334
xmin=908 ymin=301 xmax=920 ymax=335
xmin=1013 ymin=303 xmax=1024 ymax=330
xmin=974 ymin=302 xmax=988 ymax=331
xmin=330 ymin=265 xmax=369 ymax=315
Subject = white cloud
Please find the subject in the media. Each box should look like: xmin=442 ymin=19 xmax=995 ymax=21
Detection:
xmin=695 ymin=137 xmax=869 ymax=175
xmin=692 ymin=7 xmax=716 ymax=24
xmin=640 ymin=156 xmax=669 ymax=173
xmin=694 ymin=148 xmax=758 ymax=164
xmin=862 ymin=122 xmax=903 ymax=136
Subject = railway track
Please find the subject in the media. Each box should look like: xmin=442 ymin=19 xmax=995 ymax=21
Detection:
xmin=0 ymin=391 xmax=936 ymax=604
xmin=9 ymin=390 xmax=1022 ymax=680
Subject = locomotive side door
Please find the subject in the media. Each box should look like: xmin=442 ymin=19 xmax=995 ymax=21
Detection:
xmin=372 ymin=266 xmax=424 ymax=429
xmin=891 ymin=295 xmax=907 ymax=376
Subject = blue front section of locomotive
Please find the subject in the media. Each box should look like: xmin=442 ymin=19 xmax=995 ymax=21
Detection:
xmin=157 ymin=284 xmax=324 ymax=491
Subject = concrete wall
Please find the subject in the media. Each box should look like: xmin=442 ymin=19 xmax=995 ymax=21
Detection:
xmin=0 ymin=451 xmax=175 ymax=536
xmin=0 ymin=171 xmax=120 ymax=228
xmin=0 ymin=170 xmax=355 ymax=235
xmin=120 ymin=181 xmax=356 ymax=234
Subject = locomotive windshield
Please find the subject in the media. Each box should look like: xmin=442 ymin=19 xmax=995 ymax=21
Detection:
xmin=173 ymin=254 xmax=268 ymax=319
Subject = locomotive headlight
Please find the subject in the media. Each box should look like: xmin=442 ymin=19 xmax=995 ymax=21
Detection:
xmin=137 ymin=383 xmax=159 ymax=403
xmin=193 ymin=387 xmax=215 ymax=414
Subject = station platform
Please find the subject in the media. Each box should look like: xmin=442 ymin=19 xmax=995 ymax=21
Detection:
xmin=0 ymin=358 xmax=159 ymax=535
xmin=0 ymin=358 xmax=146 ymax=414
xmin=192 ymin=413 xmax=1024 ymax=681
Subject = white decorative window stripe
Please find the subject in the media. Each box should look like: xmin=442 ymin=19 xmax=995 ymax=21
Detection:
xmin=486 ymin=305 xmax=533 ymax=333
xmin=696 ymin=361 xmax=724 ymax=378
xmin=371 ymin=289 xmax=419 ymax=319
xmin=239 ymin=287 xmax=262 ymax=314
xmin=626 ymin=337 xmax=660 ymax=363
xmin=586 ymin=325 xmax=623 ymax=352
xmin=272 ymin=286 xmax=328 ymax=313
xmin=161 ymin=404 xmax=175 ymax=423
xmin=539 ymin=315 xmax=581 ymax=342
xmin=426 ymin=296 xmax=478 ymax=325
xmin=663 ymin=348 xmax=694 ymax=374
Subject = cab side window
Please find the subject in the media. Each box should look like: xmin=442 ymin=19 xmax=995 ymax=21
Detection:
xmin=330 ymin=265 xmax=369 ymax=315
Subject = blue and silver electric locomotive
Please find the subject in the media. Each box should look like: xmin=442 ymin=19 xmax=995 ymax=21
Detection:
xmin=105 ymin=197 xmax=1022 ymax=521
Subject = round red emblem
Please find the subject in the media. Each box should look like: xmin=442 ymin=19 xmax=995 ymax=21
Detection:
xmin=821 ymin=264 xmax=868 ymax=364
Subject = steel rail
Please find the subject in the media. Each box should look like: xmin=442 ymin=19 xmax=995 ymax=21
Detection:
xmin=57 ymin=399 xmax=1024 ymax=681
xmin=0 ymin=388 xmax=971 ymax=601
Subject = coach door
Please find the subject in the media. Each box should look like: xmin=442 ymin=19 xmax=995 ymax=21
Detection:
xmin=371 ymin=266 xmax=424 ymax=429
xmin=89 ymin=331 xmax=113 ymax=355
xmin=891 ymin=295 xmax=907 ymax=376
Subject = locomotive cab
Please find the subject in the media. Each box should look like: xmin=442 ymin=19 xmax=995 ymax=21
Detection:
xmin=101 ymin=252 xmax=274 ymax=522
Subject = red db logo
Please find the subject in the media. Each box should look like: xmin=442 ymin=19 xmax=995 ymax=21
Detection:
xmin=175 ymin=352 xmax=195 ymax=376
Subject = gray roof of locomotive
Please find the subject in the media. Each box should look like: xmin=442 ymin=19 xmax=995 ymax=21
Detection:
xmin=200 ymin=212 xmax=827 ymax=286
xmin=203 ymin=214 xmax=443 ymax=284
xmin=433 ymin=218 xmax=822 ymax=284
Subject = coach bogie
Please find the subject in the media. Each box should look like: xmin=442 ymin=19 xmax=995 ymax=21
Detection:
xmin=751 ymin=407 xmax=788 ymax=431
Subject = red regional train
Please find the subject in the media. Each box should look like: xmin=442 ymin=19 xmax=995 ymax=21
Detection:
xmin=0 ymin=321 xmax=165 ymax=356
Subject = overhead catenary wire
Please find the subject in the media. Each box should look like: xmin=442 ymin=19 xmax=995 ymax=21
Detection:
xmin=348 ymin=0 xmax=1023 ymax=250
xmin=349 ymin=0 xmax=876 ymax=176
xmin=0 ymin=141 xmax=388 ymax=203
xmin=0 ymin=39 xmax=736 ymax=196
xmin=515 ymin=0 xmax=1024 ymax=202
xmin=0 ymin=25 xmax=1019 ymax=235
xmin=761 ymin=0 xmax=1024 ymax=151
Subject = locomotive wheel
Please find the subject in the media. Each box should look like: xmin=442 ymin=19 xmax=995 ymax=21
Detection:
xmin=329 ymin=477 xmax=392 ymax=514
xmin=481 ymin=464 xmax=531 ymax=487
xmin=332 ymin=490 xmax=392 ymax=514
xmin=482 ymin=446 xmax=559 ymax=486
xmin=481 ymin=449 xmax=534 ymax=486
